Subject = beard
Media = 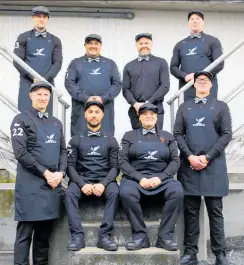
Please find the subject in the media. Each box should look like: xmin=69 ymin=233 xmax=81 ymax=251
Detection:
xmin=87 ymin=120 xmax=101 ymax=128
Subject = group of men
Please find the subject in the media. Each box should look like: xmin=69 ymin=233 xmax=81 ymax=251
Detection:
xmin=10 ymin=5 xmax=231 ymax=265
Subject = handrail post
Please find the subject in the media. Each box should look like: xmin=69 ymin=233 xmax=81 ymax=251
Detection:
xmin=170 ymin=103 xmax=175 ymax=133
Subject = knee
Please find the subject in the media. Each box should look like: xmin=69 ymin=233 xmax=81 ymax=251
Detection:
xmin=120 ymin=186 xmax=139 ymax=204
xmin=167 ymin=182 xmax=184 ymax=202
xmin=106 ymin=185 xmax=119 ymax=199
xmin=65 ymin=183 xmax=80 ymax=200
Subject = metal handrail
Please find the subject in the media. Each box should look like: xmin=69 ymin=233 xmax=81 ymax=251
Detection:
xmin=167 ymin=37 xmax=244 ymax=105
xmin=0 ymin=42 xmax=70 ymax=136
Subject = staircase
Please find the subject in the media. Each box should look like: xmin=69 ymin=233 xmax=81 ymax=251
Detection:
xmin=49 ymin=201 xmax=180 ymax=265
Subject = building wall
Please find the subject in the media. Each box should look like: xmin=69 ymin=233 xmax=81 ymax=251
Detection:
xmin=0 ymin=9 xmax=244 ymax=141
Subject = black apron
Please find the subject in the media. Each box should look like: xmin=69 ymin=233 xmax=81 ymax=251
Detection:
xmin=71 ymin=61 xmax=114 ymax=136
xmin=121 ymin=130 xmax=177 ymax=196
xmin=14 ymin=110 xmax=63 ymax=221
xmin=178 ymin=101 xmax=228 ymax=197
xmin=179 ymin=37 xmax=218 ymax=101
xmin=78 ymin=132 xmax=110 ymax=182
xmin=18 ymin=33 xmax=53 ymax=114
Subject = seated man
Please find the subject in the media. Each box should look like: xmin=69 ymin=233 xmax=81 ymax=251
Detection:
xmin=119 ymin=103 xmax=183 ymax=251
xmin=65 ymin=100 xmax=119 ymax=251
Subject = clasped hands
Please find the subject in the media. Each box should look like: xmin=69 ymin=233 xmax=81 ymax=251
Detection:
xmin=81 ymin=183 xmax=105 ymax=197
xmin=87 ymin=96 xmax=103 ymax=103
xmin=44 ymin=170 xmax=63 ymax=189
xmin=188 ymin=155 xmax=209 ymax=171
xmin=139 ymin=177 xmax=161 ymax=189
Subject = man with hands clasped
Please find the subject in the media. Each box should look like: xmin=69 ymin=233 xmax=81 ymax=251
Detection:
xmin=65 ymin=100 xmax=120 ymax=252
xmin=174 ymin=71 xmax=232 ymax=265
xmin=10 ymin=81 xmax=67 ymax=265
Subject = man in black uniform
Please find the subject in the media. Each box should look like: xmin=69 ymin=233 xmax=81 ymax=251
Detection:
xmin=173 ymin=71 xmax=232 ymax=265
xmin=123 ymin=33 xmax=170 ymax=130
xmin=13 ymin=6 xmax=63 ymax=114
xmin=170 ymin=11 xmax=224 ymax=101
xmin=10 ymin=81 xmax=67 ymax=265
xmin=65 ymin=100 xmax=119 ymax=251
xmin=65 ymin=34 xmax=121 ymax=137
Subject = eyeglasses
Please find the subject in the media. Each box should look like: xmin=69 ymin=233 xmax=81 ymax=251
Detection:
xmin=195 ymin=78 xmax=210 ymax=84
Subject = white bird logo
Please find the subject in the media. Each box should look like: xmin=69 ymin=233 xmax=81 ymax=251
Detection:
xmin=196 ymin=117 xmax=205 ymax=123
xmin=92 ymin=146 xmax=100 ymax=152
xmin=186 ymin=47 xmax=197 ymax=55
xmin=34 ymin=48 xmax=45 ymax=56
xmin=47 ymin=134 xmax=54 ymax=140
xmin=90 ymin=68 xmax=101 ymax=75
xmin=88 ymin=146 xmax=101 ymax=155
xmin=193 ymin=117 xmax=206 ymax=127
xmin=145 ymin=150 xmax=158 ymax=160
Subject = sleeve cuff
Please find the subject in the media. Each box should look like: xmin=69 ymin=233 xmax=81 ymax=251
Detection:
xmin=101 ymin=95 xmax=109 ymax=104
xmin=100 ymin=178 xmax=109 ymax=187
xmin=185 ymin=150 xmax=193 ymax=158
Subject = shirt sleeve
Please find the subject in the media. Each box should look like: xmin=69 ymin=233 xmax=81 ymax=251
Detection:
xmin=67 ymin=137 xmax=87 ymax=188
xmin=170 ymin=42 xmax=188 ymax=80
xmin=10 ymin=115 xmax=47 ymax=177
xmin=58 ymin=122 xmax=67 ymax=174
xmin=64 ymin=60 xmax=90 ymax=103
xmin=148 ymin=59 xmax=170 ymax=104
xmin=173 ymin=104 xmax=193 ymax=158
xmin=210 ymin=37 xmax=224 ymax=75
xmin=13 ymin=33 xmax=33 ymax=81
xmin=118 ymin=132 xmax=144 ymax=182
xmin=122 ymin=64 xmax=137 ymax=106
xmin=44 ymin=36 xmax=63 ymax=82
xmin=101 ymin=60 xmax=122 ymax=104
xmin=207 ymin=103 xmax=232 ymax=160
xmin=159 ymin=138 xmax=180 ymax=181
xmin=100 ymin=136 xmax=119 ymax=187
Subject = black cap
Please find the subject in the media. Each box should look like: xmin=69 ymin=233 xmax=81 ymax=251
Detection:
xmin=194 ymin=71 xmax=213 ymax=83
xmin=30 ymin=81 xmax=52 ymax=93
xmin=188 ymin=11 xmax=204 ymax=20
xmin=32 ymin=6 xmax=50 ymax=17
xmin=84 ymin=100 xmax=104 ymax=112
xmin=85 ymin=34 xmax=102 ymax=44
xmin=135 ymin=33 xmax=152 ymax=42
xmin=138 ymin=103 xmax=158 ymax=115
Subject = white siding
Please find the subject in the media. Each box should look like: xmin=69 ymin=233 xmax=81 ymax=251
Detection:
xmin=0 ymin=10 xmax=244 ymax=141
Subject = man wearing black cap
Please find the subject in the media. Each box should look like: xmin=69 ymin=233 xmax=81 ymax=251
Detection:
xmin=10 ymin=81 xmax=67 ymax=265
xmin=123 ymin=33 xmax=169 ymax=130
xmin=65 ymin=100 xmax=119 ymax=251
xmin=173 ymin=71 xmax=232 ymax=265
xmin=65 ymin=34 xmax=121 ymax=137
xmin=170 ymin=11 xmax=224 ymax=101
xmin=13 ymin=6 xmax=63 ymax=114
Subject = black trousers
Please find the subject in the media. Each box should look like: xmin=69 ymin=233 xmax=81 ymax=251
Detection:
xmin=128 ymin=106 xmax=164 ymax=130
xmin=120 ymin=180 xmax=183 ymax=240
xmin=14 ymin=220 xmax=53 ymax=265
xmin=184 ymin=196 xmax=226 ymax=255
xmin=65 ymin=182 xmax=119 ymax=238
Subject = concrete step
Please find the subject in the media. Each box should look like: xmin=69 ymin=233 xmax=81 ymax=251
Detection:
xmin=0 ymin=251 xmax=13 ymax=265
xmin=83 ymin=221 xmax=160 ymax=247
xmin=79 ymin=200 xmax=162 ymax=221
xmin=70 ymin=247 xmax=180 ymax=265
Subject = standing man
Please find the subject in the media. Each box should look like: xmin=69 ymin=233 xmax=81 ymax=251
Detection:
xmin=173 ymin=71 xmax=232 ymax=265
xmin=13 ymin=6 xmax=63 ymax=114
xmin=123 ymin=33 xmax=170 ymax=130
xmin=65 ymin=100 xmax=119 ymax=251
xmin=10 ymin=81 xmax=67 ymax=265
xmin=170 ymin=11 xmax=224 ymax=101
xmin=65 ymin=34 xmax=121 ymax=137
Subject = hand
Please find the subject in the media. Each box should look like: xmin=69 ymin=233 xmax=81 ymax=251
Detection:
xmin=51 ymin=172 xmax=63 ymax=188
xmin=87 ymin=96 xmax=103 ymax=103
xmin=185 ymin=73 xmax=194 ymax=82
xmin=139 ymin=178 xmax=151 ymax=189
xmin=188 ymin=155 xmax=207 ymax=171
xmin=33 ymin=77 xmax=41 ymax=83
xmin=198 ymin=155 xmax=209 ymax=165
xmin=93 ymin=183 xmax=105 ymax=197
xmin=94 ymin=96 xmax=103 ymax=103
xmin=133 ymin=102 xmax=145 ymax=113
xmin=148 ymin=177 xmax=161 ymax=188
xmin=43 ymin=170 xmax=56 ymax=189
xmin=81 ymin=184 xmax=94 ymax=195
xmin=87 ymin=96 xmax=97 ymax=102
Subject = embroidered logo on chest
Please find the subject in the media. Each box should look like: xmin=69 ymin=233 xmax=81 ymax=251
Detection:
xmin=33 ymin=48 xmax=45 ymax=56
xmin=90 ymin=68 xmax=101 ymax=75
xmin=45 ymin=134 xmax=56 ymax=144
xmin=186 ymin=47 xmax=197 ymax=56
xmin=144 ymin=150 xmax=158 ymax=160
xmin=193 ymin=117 xmax=205 ymax=127
xmin=87 ymin=146 xmax=101 ymax=156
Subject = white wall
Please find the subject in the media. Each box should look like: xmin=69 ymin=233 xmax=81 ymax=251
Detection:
xmin=1 ymin=10 xmax=244 ymax=141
